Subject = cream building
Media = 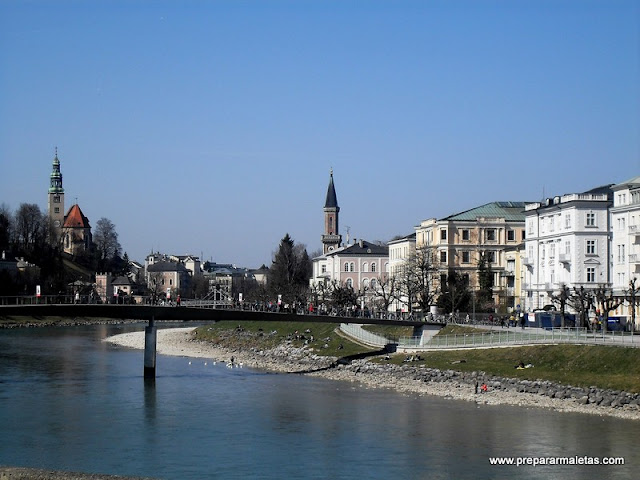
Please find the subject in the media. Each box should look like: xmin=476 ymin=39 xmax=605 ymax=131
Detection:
xmin=415 ymin=202 xmax=526 ymax=311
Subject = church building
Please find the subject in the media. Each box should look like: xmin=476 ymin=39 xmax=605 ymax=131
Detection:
xmin=311 ymin=170 xmax=389 ymax=307
xmin=47 ymin=150 xmax=92 ymax=256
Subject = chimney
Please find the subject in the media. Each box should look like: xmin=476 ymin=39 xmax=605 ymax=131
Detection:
xmin=359 ymin=239 xmax=364 ymax=248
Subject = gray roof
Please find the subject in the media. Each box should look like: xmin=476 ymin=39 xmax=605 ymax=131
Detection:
xmin=441 ymin=202 xmax=526 ymax=222
xmin=147 ymin=261 xmax=188 ymax=273
xmin=327 ymin=239 xmax=388 ymax=257
xmin=613 ymin=176 xmax=640 ymax=190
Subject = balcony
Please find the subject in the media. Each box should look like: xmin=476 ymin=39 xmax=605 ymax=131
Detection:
xmin=544 ymin=283 xmax=554 ymax=291
xmin=630 ymin=254 xmax=640 ymax=263
xmin=501 ymin=269 xmax=515 ymax=277
xmin=559 ymin=253 xmax=571 ymax=264
xmin=523 ymin=257 xmax=534 ymax=266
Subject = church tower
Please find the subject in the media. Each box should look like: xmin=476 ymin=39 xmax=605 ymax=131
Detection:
xmin=47 ymin=148 xmax=65 ymax=237
xmin=322 ymin=169 xmax=342 ymax=254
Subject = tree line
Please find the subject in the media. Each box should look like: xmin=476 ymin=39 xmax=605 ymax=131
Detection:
xmin=0 ymin=203 xmax=125 ymax=295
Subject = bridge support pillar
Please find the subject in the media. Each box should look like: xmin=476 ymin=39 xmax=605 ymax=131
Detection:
xmin=144 ymin=316 xmax=157 ymax=379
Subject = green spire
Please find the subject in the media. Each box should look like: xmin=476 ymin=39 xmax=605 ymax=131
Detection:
xmin=48 ymin=147 xmax=64 ymax=194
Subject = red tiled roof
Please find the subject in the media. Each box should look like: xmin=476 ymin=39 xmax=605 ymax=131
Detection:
xmin=63 ymin=204 xmax=90 ymax=228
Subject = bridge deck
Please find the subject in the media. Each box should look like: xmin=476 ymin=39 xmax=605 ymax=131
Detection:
xmin=0 ymin=304 xmax=433 ymax=327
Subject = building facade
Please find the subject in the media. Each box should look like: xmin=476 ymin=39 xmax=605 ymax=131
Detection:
xmin=610 ymin=176 xmax=640 ymax=328
xmin=414 ymin=202 xmax=526 ymax=311
xmin=523 ymin=186 xmax=613 ymax=311
xmin=62 ymin=204 xmax=92 ymax=256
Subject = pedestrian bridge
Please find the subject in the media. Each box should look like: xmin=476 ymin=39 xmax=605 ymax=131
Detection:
xmin=0 ymin=303 xmax=436 ymax=329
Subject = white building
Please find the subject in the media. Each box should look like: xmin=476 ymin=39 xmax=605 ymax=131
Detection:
xmin=610 ymin=176 xmax=640 ymax=328
xmin=523 ymin=186 xmax=613 ymax=311
xmin=387 ymin=233 xmax=416 ymax=312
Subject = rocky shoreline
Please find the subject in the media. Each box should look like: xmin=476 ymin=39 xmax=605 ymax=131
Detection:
xmin=104 ymin=327 xmax=640 ymax=421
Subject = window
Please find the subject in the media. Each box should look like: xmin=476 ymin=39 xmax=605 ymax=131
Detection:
xmin=440 ymin=229 xmax=447 ymax=241
xmin=549 ymin=216 xmax=555 ymax=232
xmin=618 ymin=244 xmax=626 ymax=263
xmin=462 ymin=229 xmax=470 ymax=241
xmin=487 ymin=251 xmax=496 ymax=263
xmin=350 ymin=262 xmax=355 ymax=272
xmin=486 ymin=229 xmax=496 ymax=241
xmin=521 ymin=231 xmax=526 ymax=241
xmin=549 ymin=243 xmax=555 ymax=258
xmin=565 ymin=241 xmax=570 ymax=254
xmin=362 ymin=262 xmax=368 ymax=272
xmin=54 ymin=207 xmax=60 ymax=213
xmin=528 ymin=221 xmax=533 ymax=235
xmin=321 ymin=264 xmax=327 ymax=273
xmin=440 ymin=251 xmax=447 ymax=263
xmin=371 ymin=263 xmax=376 ymax=272
xmin=462 ymin=251 xmax=470 ymax=263
xmin=346 ymin=278 xmax=353 ymax=288
xmin=541 ymin=245 xmax=545 ymax=260
xmin=344 ymin=263 xmax=349 ymax=272
xmin=54 ymin=196 xmax=60 ymax=203
xmin=370 ymin=278 xmax=377 ymax=289
xmin=586 ymin=212 xmax=595 ymax=227
xmin=362 ymin=278 xmax=369 ymax=288
xmin=507 ymin=230 xmax=515 ymax=241
xmin=586 ymin=240 xmax=596 ymax=255
xmin=565 ymin=214 xmax=571 ymax=229
xmin=586 ymin=267 xmax=596 ymax=283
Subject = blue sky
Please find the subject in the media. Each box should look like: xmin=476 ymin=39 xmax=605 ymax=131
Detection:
xmin=1 ymin=0 xmax=638 ymax=268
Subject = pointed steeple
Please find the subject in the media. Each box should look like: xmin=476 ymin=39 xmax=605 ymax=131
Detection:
xmin=322 ymin=169 xmax=342 ymax=254
xmin=324 ymin=168 xmax=339 ymax=209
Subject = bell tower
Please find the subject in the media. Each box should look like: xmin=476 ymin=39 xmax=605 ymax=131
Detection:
xmin=322 ymin=169 xmax=342 ymax=254
xmin=47 ymin=148 xmax=65 ymax=237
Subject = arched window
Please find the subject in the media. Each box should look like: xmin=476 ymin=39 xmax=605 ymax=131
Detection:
xmin=370 ymin=278 xmax=377 ymax=289
xmin=346 ymin=278 xmax=353 ymax=288
xmin=384 ymin=262 xmax=389 ymax=272
xmin=344 ymin=262 xmax=349 ymax=272
xmin=371 ymin=262 xmax=376 ymax=272
xmin=362 ymin=262 xmax=369 ymax=272
xmin=363 ymin=278 xmax=369 ymax=288
xmin=350 ymin=262 xmax=355 ymax=272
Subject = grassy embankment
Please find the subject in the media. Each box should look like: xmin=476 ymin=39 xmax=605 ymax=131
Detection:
xmin=198 ymin=321 xmax=640 ymax=393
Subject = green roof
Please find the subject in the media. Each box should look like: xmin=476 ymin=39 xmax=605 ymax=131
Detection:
xmin=441 ymin=201 xmax=526 ymax=222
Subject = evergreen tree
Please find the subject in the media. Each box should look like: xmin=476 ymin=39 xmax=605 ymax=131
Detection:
xmin=268 ymin=233 xmax=311 ymax=305
xmin=477 ymin=251 xmax=494 ymax=312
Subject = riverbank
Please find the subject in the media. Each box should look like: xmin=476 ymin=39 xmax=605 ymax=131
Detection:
xmin=105 ymin=327 xmax=640 ymax=421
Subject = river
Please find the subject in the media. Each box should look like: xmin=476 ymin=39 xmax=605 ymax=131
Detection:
xmin=0 ymin=323 xmax=638 ymax=479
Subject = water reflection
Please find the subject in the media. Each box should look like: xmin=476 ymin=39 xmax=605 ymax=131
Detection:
xmin=0 ymin=325 xmax=639 ymax=480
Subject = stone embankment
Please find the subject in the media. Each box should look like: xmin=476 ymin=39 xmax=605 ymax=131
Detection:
xmin=105 ymin=327 xmax=640 ymax=420
xmin=320 ymin=360 xmax=640 ymax=419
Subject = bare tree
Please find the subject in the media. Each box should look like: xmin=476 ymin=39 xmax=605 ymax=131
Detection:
xmin=627 ymin=278 xmax=639 ymax=333
xmin=550 ymin=283 xmax=571 ymax=328
xmin=594 ymin=285 xmax=623 ymax=333
xmin=372 ymin=274 xmax=399 ymax=315
xmin=568 ymin=286 xmax=594 ymax=329
xmin=93 ymin=217 xmax=121 ymax=270
xmin=413 ymin=246 xmax=439 ymax=312
xmin=13 ymin=203 xmax=47 ymax=254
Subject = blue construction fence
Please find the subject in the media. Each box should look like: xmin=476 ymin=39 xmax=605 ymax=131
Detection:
xmin=527 ymin=312 xmax=627 ymax=331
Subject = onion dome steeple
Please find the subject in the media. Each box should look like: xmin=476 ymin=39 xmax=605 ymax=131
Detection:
xmin=49 ymin=147 xmax=64 ymax=194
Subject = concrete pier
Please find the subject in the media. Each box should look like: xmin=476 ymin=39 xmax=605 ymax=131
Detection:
xmin=143 ymin=317 xmax=157 ymax=379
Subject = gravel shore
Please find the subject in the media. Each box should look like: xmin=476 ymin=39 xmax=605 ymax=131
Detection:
xmin=104 ymin=327 xmax=640 ymax=421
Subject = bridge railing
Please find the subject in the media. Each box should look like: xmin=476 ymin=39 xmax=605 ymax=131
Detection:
xmin=339 ymin=323 xmax=390 ymax=347
xmin=405 ymin=327 xmax=637 ymax=349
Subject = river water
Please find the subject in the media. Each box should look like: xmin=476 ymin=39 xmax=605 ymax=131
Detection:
xmin=0 ymin=324 xmax=638 ymax=479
